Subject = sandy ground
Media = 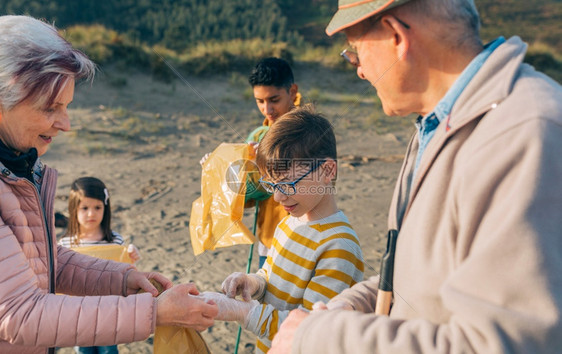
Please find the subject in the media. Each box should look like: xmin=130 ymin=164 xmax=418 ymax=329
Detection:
xmin=49 ymin=63 xmax=415 ymax=353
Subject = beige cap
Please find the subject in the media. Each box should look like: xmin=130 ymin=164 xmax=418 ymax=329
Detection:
xmin=326 ymin=0 xmax=412 ymax=36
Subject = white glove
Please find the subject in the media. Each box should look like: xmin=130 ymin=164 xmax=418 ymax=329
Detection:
xmin=222 ymin=272 xmax=266 ymax=301
xmin=195 ymin=291 xmax=258 ymax=325
xmin=312 ymin=300 xmax=354 ymax=312
xmin=311 ymin=301 xmax=328 ymax=312
xmin=328 ymin=299 xmax=354 ymax=311
xmin=199 ymin=152 xmax=211 ymax=166
xmin=248 ymin=142 xmax=259 ymax=158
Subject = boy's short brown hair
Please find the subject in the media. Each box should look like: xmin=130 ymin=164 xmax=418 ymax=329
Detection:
xmin=256 ymin=104 xmax=336 ymax=179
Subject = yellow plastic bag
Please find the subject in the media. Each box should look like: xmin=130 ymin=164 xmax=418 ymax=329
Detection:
xmin=189 ymin=143 xmax=256 ymax=255
xmin=154 ymin=326 xmax=211 ymax=354
xmin=70 ymin=244 xmax=133 ymax=263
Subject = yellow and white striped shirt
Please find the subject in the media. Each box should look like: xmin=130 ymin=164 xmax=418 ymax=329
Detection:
xmin=245 ymin=211 xmax=364 ymax=353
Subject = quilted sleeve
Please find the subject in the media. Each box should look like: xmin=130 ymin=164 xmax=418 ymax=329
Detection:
xmin=0 ymin=224 xmax=155 ymax=348
xmin=56 ymin=245 xmax=134 ymax=296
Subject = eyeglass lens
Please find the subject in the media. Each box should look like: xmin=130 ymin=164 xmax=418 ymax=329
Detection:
xmin=260 ymin=181 xmax=296 ymax=196
xmin=341 ymin=49 xmax=359 ymax=67
xmin=259 ymin=161 xmax=324 ymax=196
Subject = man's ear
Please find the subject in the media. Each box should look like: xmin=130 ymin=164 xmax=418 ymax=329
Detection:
xmin=381 ymin=15 xmax=411 ymax=60
xmin=289 ymin=84 xmax=298 ymax=100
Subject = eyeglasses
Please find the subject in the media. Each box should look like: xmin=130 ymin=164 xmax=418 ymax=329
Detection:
xmin=341 ymin=48 xmax=360 ymax=67
xmin=259 ymin=161 xmax=325 ymax=196
xmin=340 ymin=16 xmax=410 ymax=68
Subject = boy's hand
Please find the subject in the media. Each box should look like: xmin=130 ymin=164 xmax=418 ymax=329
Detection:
xmin=247 ymin=142 xmax=259 ymax=158
xmin=199 ymin=152 xmax=211 ymax=166
xmin=312 ymin=300 xmax=353 ymax=312
xmin=221 ymin=272 xmax=266 ymax=301
xmin=195 ymin=291 xmax=258 ymax=324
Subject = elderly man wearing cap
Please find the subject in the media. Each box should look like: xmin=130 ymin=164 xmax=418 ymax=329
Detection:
xmin=270 ymin=0 xmax=562 ymax=353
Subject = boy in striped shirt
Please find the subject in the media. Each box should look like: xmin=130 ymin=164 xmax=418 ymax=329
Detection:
xmin=201 ymin=105 xmax=364 ymax=353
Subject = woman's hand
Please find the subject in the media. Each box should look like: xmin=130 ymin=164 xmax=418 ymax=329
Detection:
xmin=156 ymin=283 xmax=218 ymax=331
xmin=126 ymin=270 xmax=173 ymax=296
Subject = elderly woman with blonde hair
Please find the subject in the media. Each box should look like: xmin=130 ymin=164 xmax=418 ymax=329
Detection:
xmin=0 ymin=15 xmax=217 ymax=354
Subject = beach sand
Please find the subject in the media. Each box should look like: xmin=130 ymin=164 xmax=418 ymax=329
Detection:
xmin=49 ymin=63 xmax=414 ymax=353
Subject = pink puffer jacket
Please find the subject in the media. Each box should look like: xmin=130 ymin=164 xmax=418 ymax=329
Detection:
xmin=0 ymin=162 xmax=156 ymax=354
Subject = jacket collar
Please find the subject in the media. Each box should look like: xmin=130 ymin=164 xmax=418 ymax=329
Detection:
xmin=448 ymin=36 xmax=527 ymax=129
xmin=0 ymin=140 xmax=39 ymax=182
xmin=0 ymin=145 xmax=44 ymax=187
xmin=399 ymin=37 xmax=528 ymax=224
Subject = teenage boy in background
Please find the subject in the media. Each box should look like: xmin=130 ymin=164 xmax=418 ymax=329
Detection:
xmin=245 ymin=57 xmax=301 ymax=267
xmin=201 ymin=57 xmax=301 ymax=267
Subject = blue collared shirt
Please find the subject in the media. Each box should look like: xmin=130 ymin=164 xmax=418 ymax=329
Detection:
xmin=412 ymin=37 xmax=506 ymax=180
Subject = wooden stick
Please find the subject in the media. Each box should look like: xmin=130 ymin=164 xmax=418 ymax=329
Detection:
xmin=375 ymin=290 xmax=393 ymax=315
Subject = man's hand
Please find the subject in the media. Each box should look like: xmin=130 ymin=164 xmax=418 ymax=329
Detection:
xmin=126 ymin=270 xmax=173 ymax=296
xmin=156 ymin=283 xmax=218 ymax=331
xmin=269 ymin=309 xmax=309 ymax=353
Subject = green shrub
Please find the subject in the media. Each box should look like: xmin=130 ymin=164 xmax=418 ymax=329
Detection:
xmin=525 ymin=43 xmax=562 ymax=83
xmin=62 ymin=25 xmax=120 ymax=63
xmin=11 ymin=0 xmax=300 ymax=52
xmin=294 ymin=41 xmax=348 ymax=69
xmin=63 ymin=25 xmax=150 ymax=68
xmin=179 ymin=39 xmax=292 ymax=75
xmin=107 ymin=76 xmax=128 ymax=88
xmin=149 ymin=49 xmax=178 ymax=83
